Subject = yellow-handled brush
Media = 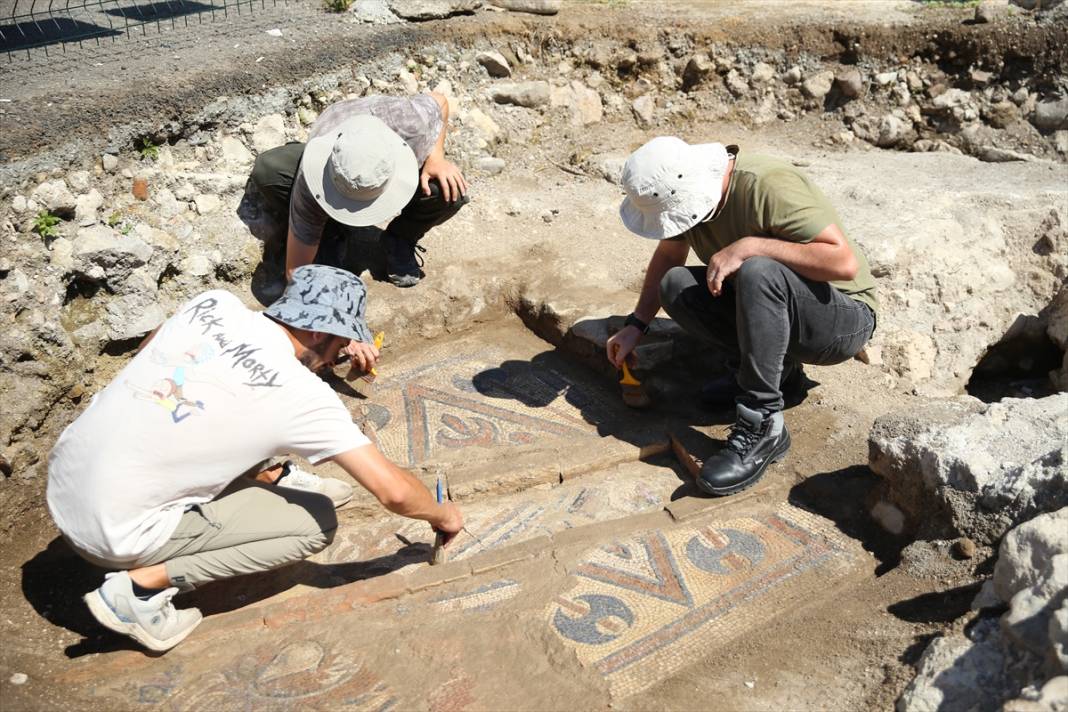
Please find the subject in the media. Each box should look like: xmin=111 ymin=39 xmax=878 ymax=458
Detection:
xmin=619 ymin=361 xmax=651 ymax=409
xmin=345 ymin=332 xmax=385 ymax=397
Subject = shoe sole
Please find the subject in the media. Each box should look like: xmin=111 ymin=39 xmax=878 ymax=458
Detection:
xmin=331 ymin=492 xmax=354 ymax=508
xmin=83 ymin=590 xmax=201 ymax=652
xmin=697 ymin=430 xmax=792 ymax=497
xmin=273 ymin=482 xmax=353 ymax=509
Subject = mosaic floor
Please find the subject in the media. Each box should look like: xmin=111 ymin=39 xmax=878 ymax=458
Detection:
xmin=116 ymin=638 xmax=401 ymax=712
xmin=546 ymin=503 xmax=862 ymax=698
xmin=341 ymin=339 xmax=622 ymax=468
xmin=314 ymin=459 xmax=681 ymax=569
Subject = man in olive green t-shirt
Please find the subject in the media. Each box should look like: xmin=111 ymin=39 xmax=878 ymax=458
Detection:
xmin=607 ymin=137 xmax=877 ymax=497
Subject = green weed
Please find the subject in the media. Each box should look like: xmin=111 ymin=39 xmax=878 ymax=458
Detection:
xmin=138 ymin=138 xmax=160 ymax=161
xmin=33 ymin=211 xmax=61 ymax=240
xmin=323 ymin=0 xmax=353 ymax=12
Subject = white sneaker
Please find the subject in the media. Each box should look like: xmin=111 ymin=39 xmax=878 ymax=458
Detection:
xmin=83 ymin=571 xmax=202 ymax=652
xmin=276 ymin=461 xmax=353 ymax=508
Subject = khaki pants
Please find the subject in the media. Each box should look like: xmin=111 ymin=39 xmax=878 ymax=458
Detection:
xmin=72 ymin=481 xmax=337 ymax=592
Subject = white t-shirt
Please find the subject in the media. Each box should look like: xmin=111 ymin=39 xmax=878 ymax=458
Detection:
xmin=46 ymin=290 xmax=369 ymax=564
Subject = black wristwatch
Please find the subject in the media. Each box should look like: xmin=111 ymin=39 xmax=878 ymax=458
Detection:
xmin=624 ymin=313 xmax=650 ymax=335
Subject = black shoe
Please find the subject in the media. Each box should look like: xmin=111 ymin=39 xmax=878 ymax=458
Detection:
xmin=383 ymin=232 xmax=426 ymax=288
xmin=698 ymin=364 xmax=808 ymax=410
xmin=697 ymin=404 xmax=791 ymax=496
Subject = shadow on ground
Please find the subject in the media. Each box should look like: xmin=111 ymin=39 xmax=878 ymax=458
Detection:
xmin=789 ymin=465 xmax=910 ymax=575
xmin=21 ymin=533 xmax=427 ymax=658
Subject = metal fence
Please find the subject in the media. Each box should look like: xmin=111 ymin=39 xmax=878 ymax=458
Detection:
xmin=0 ymin=0 xmax=288 ymax=59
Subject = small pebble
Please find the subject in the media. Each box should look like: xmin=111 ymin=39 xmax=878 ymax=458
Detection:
xmin=955 ymin=538 xmax=977 ymax=559
xmin=10 ymin=673 xmax=27 ymax=685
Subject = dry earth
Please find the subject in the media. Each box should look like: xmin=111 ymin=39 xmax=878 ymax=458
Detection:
xmin=1 ymin=1 xmax=1066 ymax=711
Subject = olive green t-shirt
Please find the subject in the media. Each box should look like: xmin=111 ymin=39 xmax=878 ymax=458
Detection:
xmin=676 ymin=151 xmax=878 ymax=315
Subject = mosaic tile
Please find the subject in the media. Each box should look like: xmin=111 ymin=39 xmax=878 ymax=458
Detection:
xmin=115 ymin=639 xmax=398 ymax=711
xmin=350 ymin=344 xmax=618 ymax=467
xmin=430 ymin=579 xmax=522 ymax=613
xmin=545 ymin=504 xmax=862 ymax=698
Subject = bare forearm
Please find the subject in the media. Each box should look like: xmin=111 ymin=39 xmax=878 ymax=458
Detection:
xmin=332 ymin=446 xmax=450 ymax=527
xmin=285 ymin=229 xmax=318 ymax=281
xmin=634 ymin=240 xmax=689 ymax=322
xmin=380 ymin=465 xmax=446 ymax=522
xmin=428 ymin=92 xmax=449 ymax=162
xmin=740 ymin=235 xmax=857 ymax=282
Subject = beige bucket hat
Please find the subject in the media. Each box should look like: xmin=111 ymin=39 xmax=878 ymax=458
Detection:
xmin=619 ymin=137 xmax=731 ymax=239
xmin=302 ymin=114 xmax=418 ymax=227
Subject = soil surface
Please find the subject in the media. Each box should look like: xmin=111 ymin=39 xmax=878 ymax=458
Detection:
xmin=0 ymin=1 xmax=1062 ymax=710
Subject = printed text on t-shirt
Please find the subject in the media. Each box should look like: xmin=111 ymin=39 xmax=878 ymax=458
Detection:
xmin=184 ymin=297 xmax=283 ymax=388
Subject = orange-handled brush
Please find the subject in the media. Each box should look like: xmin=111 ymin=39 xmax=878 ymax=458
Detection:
xmin=619 ymin=361 xmax=651 ymax=409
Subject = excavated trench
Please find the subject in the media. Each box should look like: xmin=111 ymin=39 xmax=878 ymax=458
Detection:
xmin=2 ymin=5 xmax=1067 ymax=710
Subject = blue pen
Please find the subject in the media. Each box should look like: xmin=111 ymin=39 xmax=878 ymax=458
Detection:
xmin=431 ymin=475 xmax=447 ymax=565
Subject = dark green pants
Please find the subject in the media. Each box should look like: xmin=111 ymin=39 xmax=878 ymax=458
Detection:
xmin=250 ymin=142 xmax=469 ymax=244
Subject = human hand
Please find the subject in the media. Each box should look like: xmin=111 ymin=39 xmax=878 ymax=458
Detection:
xmin=606 ymin=325 xmax=642 ymax=369
xmin=706 ymin=239 xmax=751 ymax=297
xmin=341 ymin=339 xmax=380 ymax=378
xmin=421 ymin=155 xmax=468 ymax=203
xmin=433 ymin=501 xmax=464 ymax=547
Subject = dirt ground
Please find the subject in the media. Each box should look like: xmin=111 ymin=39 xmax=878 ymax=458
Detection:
xmin=0 ymin=1 xmax=1064 ymax=710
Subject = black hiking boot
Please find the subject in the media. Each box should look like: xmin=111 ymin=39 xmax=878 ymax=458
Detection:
xmin=383 ymin=231 xmax=426 ymax=288
xmin=698 ymin=363 xmax=809 ymax=410
xmin=697 ymin=404 xmax=791 ymax=496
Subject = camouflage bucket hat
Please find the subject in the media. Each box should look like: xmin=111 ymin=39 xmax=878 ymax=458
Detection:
xmin=265 ymin=265 xmax=373 ymax=344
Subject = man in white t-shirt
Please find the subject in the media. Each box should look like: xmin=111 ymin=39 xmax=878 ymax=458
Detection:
xmin=47 ymin=265 xmax=463 ymax=652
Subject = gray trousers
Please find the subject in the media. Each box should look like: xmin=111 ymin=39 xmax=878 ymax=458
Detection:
xmin=72 ymin=482 xmax=337 ymax=592
xmin=660 ymin=256 xmax=875 ymax=413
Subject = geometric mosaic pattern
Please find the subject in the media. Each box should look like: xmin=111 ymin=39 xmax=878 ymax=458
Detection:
xmin=430 ymin=579 xmax=522 ymax=614
xmin=546 ymin=504 xmax=861 ymax=698
xmin=119 ymin=639 xmax=399 ymax=711
xmin=347 ymin=344 xmax=618 ymax=467
xmin=316 ymin=476 xmax=671 ymax=568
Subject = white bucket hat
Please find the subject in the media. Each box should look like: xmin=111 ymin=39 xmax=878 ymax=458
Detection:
xmin=619 ymin=137 xmax=731 ymax=240
xmin=301 ymin=114 xmax=418 ymax=227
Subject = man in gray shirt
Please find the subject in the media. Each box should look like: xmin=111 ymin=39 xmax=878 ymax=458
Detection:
xmin=252 ymin=92 xmax=469 ymax=289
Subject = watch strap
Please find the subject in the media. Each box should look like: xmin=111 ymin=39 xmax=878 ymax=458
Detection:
xmin=624 ymin=313 xmax=650 ymax=335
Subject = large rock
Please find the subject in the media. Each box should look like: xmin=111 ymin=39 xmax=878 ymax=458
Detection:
xmin=487 ymin=0 xmax=560 ymax=14
xmin=476 ymin=50 xmax=511 ymax=78
xmin=869 ymin=395 xmax=1068 ymax=543
xmin=897 ymin=619 xmax=1015 ymax=712
xmin=104 ymin=290 xmax=167 ymax=342
xmin=252 ymin=114 xmax=287 ymax=153
xmin=550 ymin=81 xmax=603 ymax=126
xmin=1034 ymin=94 xmax=1068 ymax=132
xmin=218 ymin=136 xmax=253 ymax=166
xmin=851 ymin=114 xmax=915 ymax=148
xmin=902 ymin=509 xmax=1068 ymax=711
xmin=388 ymin=0 xmax=480 ymax=20
xmin=801 ymin=70 xmax=835 ymax=100
xmin=463 ymin=107 xmax=502 ymax=143
xmin=30 ymin=180 xmax=77 ymax=218
xmin=1004 ymin=677 xmax=1068 ymax=712
xmin=975 ymin=1 xmax=1007 ymax=23
xmin=490 ymin=81 xmax=551 ymax=108
xmin=681 ymin=55 xmax=714 ymax=92
xmin=1046 ymin=285 xmax=1068 ymax=390
xmin=994 ymin=508 xmax=1068 ymax=670
xmin=74 ymin=189 xmax=104 ymax=226
xmin=1011 ymin=0 xmax=1066 ymax=9
xmin=73 ymin=225 xmax=155 ymax=290
xmin=352 ymin=0 xmax=401 ymax=23
xmin=632 ymin=94 xmax=655 ymax=127
xmin=835 ymin=68 xmax=865 ymax=99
